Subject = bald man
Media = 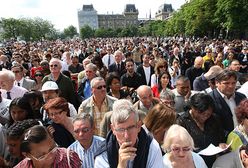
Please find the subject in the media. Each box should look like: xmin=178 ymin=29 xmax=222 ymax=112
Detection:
xmin=133 ymin=85 xmax=159 ymax=114
xmin=185 ymin=56 xmax=204 ymax=88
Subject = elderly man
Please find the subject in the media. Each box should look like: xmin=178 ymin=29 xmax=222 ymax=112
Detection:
xmin=68 ymin=113 xmax=104 ymax=168
xmin=210 ymin=70 xmax=246 ymax=134
xmin=108 ymin=50 xmax=126 ymax=77
xmin=185 ymin=56 xmax=204 ymax=88
xmin=0 ymin=70 xmax=27 ymax=100
xmin=133 ymin=85 xmax=159 ymax=114
xmin=42 ymin=58 xmax=77 ymax=108
xmin=78 ymin=77 xmax=117 ymax=135
xmin=95 ymin=99 xmax=163 ymax=168
xmin=11 ymin=63 xmax=35 ymax=91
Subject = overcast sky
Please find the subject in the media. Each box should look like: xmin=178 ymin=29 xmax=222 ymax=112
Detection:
xmin=0 ymin=0 xmax=186 ymax=31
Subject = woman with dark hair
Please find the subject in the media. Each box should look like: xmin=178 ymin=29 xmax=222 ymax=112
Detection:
xmin=32 ymin=70 xmax=44 ymax=91
xmin=150 ymin=59 xmax=168 ymax=87
xmin=8 ymin=97 xmax=34 ymax=128
xmin=91 ymin=54 xmax=108 ymax=79
xmin=105 ymin=72 xmax=129 ymax=99
xmin=43 ymin=97 xmax=75 ymax=148
xmin=15 ymin=125 xmax=81 ymax=168
xmin=151 ymin=71 xmax=172 ymax=98
xmin=177 ymin=93 xmax=226 ymax=167
xmin=227 ymin=99 xmax=248 ymax=151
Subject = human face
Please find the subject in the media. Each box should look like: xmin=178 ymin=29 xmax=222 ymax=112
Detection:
xmin=229 ymin=61 xmax=240 ymax=72
xmin=12 ymin=67 xmax=23 ymax=80
xmin=216 ymin=77 xmax=236 ymax=98
xmin=27 ymin=136 xmax=57 ymax=167
xmin=71 ymin=57 xmax=79 ymax=65
xmin=92 ymin=80 xmax=106 ymax=98
xmin=7 ymin=138 xmax=21 ymax=157
xmin=85 ymin=68 xmax=95 ymax=80
xmin=160 ymin=74 xmax=169 ymax=87
xmin=49 ymin=60 xmax=61 ymax=74
xmin=42 ymin=90 xmax=58 ymax=102
xmin=194 ymin=60 xmax=203 ymax=69
xmin=13 ymin=54 xmax=22 ymax=63
xmin=111 ymin=113 xmax=141 ymax=147
xmin=34 ymin=73 xmax=44 ymax=82
xmin=125 ymin=61 xmax=134 ymax=74
xmin=138 ymin=90 xmax=153 ymax=108
xmin=169 ymin=138 xmax=192 ymax=161
xmin=216 ymin=54 xmax=223 ymax=61
xmin=10 ymin=106 xmax=27 ymax=122
xmin=191 ymin=107 xmax=213 ymax=125
xmin=0 ymin=74 xmax=14 ymax=90
xmin=176 ymin=81 xmax=190 ymax=96
xmin=47 ymin=108 xmax=67 ymax=124
xmin=115 ymin=53 xmax=122 ymax=63
xmin=110 ymin=78 xmax=121 ymax=92
xmin=142 ymin=55 xmax=150 ymax=65
xmin=73 ymin=120 xmax=94 ymax=148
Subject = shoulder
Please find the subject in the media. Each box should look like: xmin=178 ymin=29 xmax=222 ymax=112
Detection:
xmin=191 ymin=152 xmax=207 ymax=168
xmin=94 ymin=151 xmax=109 ymax=168
xmin=106 ymin=95 xmax=118 ymax=102
xmin=212 ymin=149 xmax=240 ymax=168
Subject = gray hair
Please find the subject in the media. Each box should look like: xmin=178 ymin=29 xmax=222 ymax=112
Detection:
xmin=49 ymin=58 xmax=62 ymax=67
xmin=72 ymin=113 xmax=94 ymax=128
xmin=114 ymin=50 xmax=123 ymax=57
xmin=136 ymin=85 xmax=152 ymax=97
xmin=0 ymin=70 xmax=15 ymax=81
xmin=160 ymin=90 xmax=175 ymax=100
xmin=111 ymin=99 xmax=139 ymax=124
xmin=85 ymin=63 xmax=97 ymax=72
xmin=90 ymin=76 xmax=105 ymax=88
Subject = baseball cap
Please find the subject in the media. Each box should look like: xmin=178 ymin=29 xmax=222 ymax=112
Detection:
xmin=41 ymin=81 xmax=59 ymax=92
xmin=204 ymin=65 xmax=224 ymax=80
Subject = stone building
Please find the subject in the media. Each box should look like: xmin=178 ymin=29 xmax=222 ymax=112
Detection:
xmin=155 ymin=4 xmax=173 ymax=20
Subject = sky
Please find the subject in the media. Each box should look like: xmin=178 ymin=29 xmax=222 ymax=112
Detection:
xmin=0 ymin=0 xmax=186 ymax=31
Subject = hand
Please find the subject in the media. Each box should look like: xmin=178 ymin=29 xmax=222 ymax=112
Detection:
xmin=117 ymin=141 xmax=137 ymax=168
xmin=47 ymin=125 xmax=55 ymax=137
xmin=185 ymin=90 xmax=191 ymax=100
xmin=218 ymin=143 xmax=229 ymax=149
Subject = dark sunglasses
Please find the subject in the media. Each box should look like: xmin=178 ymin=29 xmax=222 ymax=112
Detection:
xmin=50 ymin=64 xmax=58 ymax=68
xmin=95 ymin=85 xmax=106 ymax=90
xmin=35 ymin=74 xmax=43 ymax=77
xmin=12 ymin=71 xmax=21 ymax=73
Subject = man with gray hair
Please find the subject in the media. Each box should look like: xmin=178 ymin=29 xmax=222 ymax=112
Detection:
xmin=95 ymin=99 xmax=163 ymax=168
xmin=68 ymin=113 xmax=104 ymax=168
xmin=78 ymin=77 xmax=117 ymax=135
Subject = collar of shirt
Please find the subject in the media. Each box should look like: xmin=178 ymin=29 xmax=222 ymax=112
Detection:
xmin=90 ymin=96 xmax=108 ymax=107
xmin=139 ymin=101 xmax=152 ymax=111
xmin=216 ymin=88 xmax=235 ymax=100
xmin=15 ymin=77 xmax=24 ymax=86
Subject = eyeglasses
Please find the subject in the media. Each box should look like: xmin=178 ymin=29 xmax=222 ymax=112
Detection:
xmin=35 ymin=74 xmax=43 ymax=77
xmin=47 ymin=110 xmax=63 ymax=117
xmin=170 ymin=146 xmax=191 ymax=153
xmin=74 ymin=127 xmax=91 ymax=134
xmin=115 ymin=124 xmax=137 ymax=134
xmin=158 ymin=66 xmax=167 ymax=69
xmin=150 ymin=57 xmax=155 ymax=60
xmin=50 ymin=64 xmax=58 ymax=68
xmin=29 ymin=146 xmax=57 ymax=161
xmin=95 ymin=85 xmax=106 ymax=90
xmin=12 ymin=71 xmax=21 ymax=73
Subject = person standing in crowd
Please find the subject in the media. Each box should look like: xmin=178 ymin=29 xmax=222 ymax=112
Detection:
xmin=11 ymin=63 xmax=36 ymax=91
xmin=32 ymin=70 xmax=44 ymax=91
xmin=42 ymin=58 xmax=77 ymax=108
xmin=185 ymin=56 xmax=204 ymax=89
xmin=108 ymin=50 xmax=126 ymax=77
xmin=136 ymin=53 xmax=154 ymax=86
xmin=78 ymin=77 xmax=117 ymax=135
xmin=68 ymin=113 xmax=104 ymax=168
xmin=14 ymin=125 xmax=81 ymax=168
xmin=0 ymin=70 xmax=27 ymax=100
xmin=102 ymin=47 xmax=115 ymax=69
xmin=210 ymin=70 xmax=247 ymax=134
xmin=169 ymin=59 xmax=181 ymax=88
xmin=163 ymin=124 xmax=207 ymax=168
xmin=94 ymin=99 xmax=164 ymax=168
xmin=150 ymin=59 xmax=168 ymax=87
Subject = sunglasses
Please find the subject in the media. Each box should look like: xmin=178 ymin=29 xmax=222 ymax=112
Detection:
xmin=50 ymin=64 xmax=58 ymax=68
xmin=12 ymin=71 xmax=20 ymax=73
xmin=35 ymin=74 xmax=43 ymax=77
xmin=95 ymin=85 xmax=106 ymax=90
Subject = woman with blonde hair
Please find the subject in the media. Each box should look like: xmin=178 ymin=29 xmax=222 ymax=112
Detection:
xmin=163 ymin=124 xmax=207 ymax=168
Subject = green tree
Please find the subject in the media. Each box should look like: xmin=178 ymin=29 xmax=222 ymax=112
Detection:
xmin=0 ymin=18 xmax=22 ymax=39
xmin=80 ymin=25 xmax=94 ymax=39
xmin=63 ymin=25 xmax=78 ymax=38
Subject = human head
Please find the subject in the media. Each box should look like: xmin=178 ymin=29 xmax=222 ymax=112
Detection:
xmin=105 ymin=72 xmax=121 ymax=92
xmin=6 ymin=119 xmax=40 ymax=157
xmin=125 ymin=58 xmax=135 ymax=74
xmin=137 ymin=85 xmax=153 ymax=109
xmin=175 ymin=76 xmax=190 ymax=96
xmin=163 ymin=124 xmax=194 ymax=158
xmin=0 ymin=70 xmax=15 ymax=91
xmin=49 ymin=58 xmax=62 ymax=74
xmin=204 ymin=65 xmax=224 ymax=80
xmin=144 ymin=104 xmax=176 ymax=144
xmin=142 ymin=53 xmax=150 ymax=66
xmin=158 ymin=71 xmax=172 ymax=92
xmin=23 ymin=91 xmax=44 ymax=112
xmin=91 ymin=55 xmax=104 ymax=69
xmin=72 ymin=113 xmax=94 ymax=148
xmin=11 ymin=63 xmax=24 ymax=81
xmin=90 ymin=76 xmax=106 ymax=99
xmin=20 ymin=125 xmax=57 ymax=167
xmin=82 ymin=58 xmax=91 ymax=69
xmin=114 ymin=50 xmax=123 ymax=64
xmin=235 ymin=99 xmax=248 ymax=125
xmin=155 ymin=59 xmax=168 ymax=75
xmin=71 ymin=54 xmax=79 ymax=65
xmin=229 ymin=59 xmax=240 ymax=72
xmin=85 ymin=63 xmax=97 ymax=80
xmin=160 ymin=90 xmax=175 ymax=107
xmin=194 ymin=57 xmax=203 ymax=69
xmin=111 ymin=99 xmax=141 ymax=147
xmin=41 ymin=81 xmax=60 ymax=102
xmin=215 ymin=70 xmax=237 ymax=98
xmin=34 ymin=70 xmax=44 ymax=82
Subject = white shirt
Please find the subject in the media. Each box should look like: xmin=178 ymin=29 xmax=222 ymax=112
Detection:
xmin=94 ymin=138 xmax=164 ymax=168
xmin=102 ymin=54 xmax=115 ymax=69
xmin=237 ymin=81 xmax=248 ymax=98
xmin=14 ymin=77 xmax=24 ymax=87
xmin=143 ymin=66 xmax=151 ymax=85
xmin=217 ymin=88 xmax=238 ymax=127
xmin=150 ymin=74 xmax=158 ymax=88
xmin=0 ymin=85 xmax=28 ymax=100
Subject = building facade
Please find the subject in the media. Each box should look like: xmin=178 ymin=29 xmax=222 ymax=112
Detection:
xmin=78 ymin=4 xmax=98 ymax=29
xmin=155 ymin=4 xmax=173 ymax=20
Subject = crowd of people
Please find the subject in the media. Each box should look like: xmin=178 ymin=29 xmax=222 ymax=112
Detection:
xmin=0 ymin=37 xmax=247 ymax=168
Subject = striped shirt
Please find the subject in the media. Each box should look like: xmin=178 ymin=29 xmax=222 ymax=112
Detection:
xmin=68 ymin=136 xmax=105 ymax=168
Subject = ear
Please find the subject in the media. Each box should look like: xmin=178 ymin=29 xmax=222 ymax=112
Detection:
xmin=110 ymin=124 xmax=115 ymax=135
xmin=136 ymin=120 xmax=142 ymax=133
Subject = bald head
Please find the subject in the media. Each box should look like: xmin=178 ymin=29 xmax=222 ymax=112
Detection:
xmin=194 ymin=56 xmax=203 ymax=69
xmin=137 ymin=85 xmax=153 ymax=108
xmin=137 ymin=85 xmax=152 ymax=97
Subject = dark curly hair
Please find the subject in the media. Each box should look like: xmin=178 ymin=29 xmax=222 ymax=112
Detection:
xmin=236 ymin=99 xmax=248 ymax=124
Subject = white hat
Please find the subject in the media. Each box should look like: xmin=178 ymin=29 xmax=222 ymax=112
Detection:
xmin=41 ymin=81 xmax=59 ymax=92
xmin=204 ymin=65 xmax=224 ymax=80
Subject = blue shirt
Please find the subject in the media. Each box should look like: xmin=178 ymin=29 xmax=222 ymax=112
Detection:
xmin=83 ymin=80 xmax=91 ymax=99
xmin=68 ymin=135 xmax=105 ymax=168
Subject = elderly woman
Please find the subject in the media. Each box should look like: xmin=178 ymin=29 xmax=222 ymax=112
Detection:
xmin=43 ymin=97 xmax=75 ymax=148
xmin=177 ymin=93 xmax=226 ymax=167
xmin=163 ymin=124 xmax=207 ymax=168
xmin=14 ymin=125 xmax=81 ymax=168
xmin=227 ymin=99 xmax=248 ymax=151
xmin=143 ymin=104 xmax=176 ymax=145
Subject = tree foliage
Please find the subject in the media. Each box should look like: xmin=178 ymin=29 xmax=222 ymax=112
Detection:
xmin=63 ymin=25 xmax=78 ymax=38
